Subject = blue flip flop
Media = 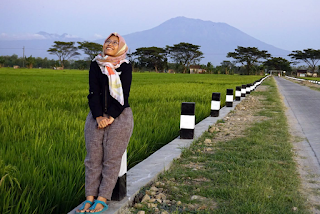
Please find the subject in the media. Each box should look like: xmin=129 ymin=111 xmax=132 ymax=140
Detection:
xmin=88 ymin=200 xmax=108 ymax=213
xmin=75 ymin=200 xmax=93 ymax=214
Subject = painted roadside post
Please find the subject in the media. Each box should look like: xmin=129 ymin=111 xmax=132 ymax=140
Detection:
xmin=226 ymin=89 xmax=234 ymax=107
xmin=111 ymin=150 xmax=127 ymax=201
xmin=235 ymin=86 xmax=241 ymax=101
xmin=246 ymin=84 xmax=251 ymax=95
xmin=180 ymin=102 xmax=195 ymax=139
xmin=211 ymin=93 xmax=221 ymax=117
xmin=241 ymin=85 xmax=247 ymax=98
xmin=251 ymin=82 xmax=255 ymax=91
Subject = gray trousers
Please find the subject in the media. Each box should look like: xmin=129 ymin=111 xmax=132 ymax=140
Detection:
xmin=84 ymin=107 xmax=133 ymax=199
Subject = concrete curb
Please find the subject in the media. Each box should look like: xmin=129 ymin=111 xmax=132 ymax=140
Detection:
xmin=285 ymin=75 xmax=320 ymax=85
xmin=68 ymin=99 xmax=243 ymax=214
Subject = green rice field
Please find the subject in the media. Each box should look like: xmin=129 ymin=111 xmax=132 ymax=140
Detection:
xmin=300 ymin=76 xmax=320 ymax=81
xmin=0 ymin=68 xmax=261 ymax=213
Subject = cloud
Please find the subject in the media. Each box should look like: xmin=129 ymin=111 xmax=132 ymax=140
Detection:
xmin=93 ymin=34 xmax=103 ymax=39
xmin=0 ymin=33 xmax=46 ymax=40
xmin=64 ymin=34 xmax=79 ymax=39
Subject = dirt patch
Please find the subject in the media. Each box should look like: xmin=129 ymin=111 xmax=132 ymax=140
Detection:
xmin=302 ymin=81 xmax=320 ymax=88
xmin=208 ymin=88 xmax=269 ymax=143
xmin=288 ymin=78 xmax=320 ymax=89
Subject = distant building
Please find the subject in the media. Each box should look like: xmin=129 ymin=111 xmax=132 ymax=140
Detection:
xmin=297 ymin=70 xmax=317 ymax=77
xmin=54 ymin=67 xmax=64 ymax=70
xmin=297 ymin=70 xmax=307 ymax=77
xmin=307 ymin=71 xmax=318 ymax=77
xmin=13 ymin=65 xmax=20 ymax=69
xmin=190 ymin=65 xmax=206 ymax=74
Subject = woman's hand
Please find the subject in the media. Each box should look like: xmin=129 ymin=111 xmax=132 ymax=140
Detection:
xmin=96 ymin=116 xmax=109 ymax=129
xmin=96 ymin=116 xmax=115 ymax=129
xmin=107 ymin=116 xmax=114 ymax=125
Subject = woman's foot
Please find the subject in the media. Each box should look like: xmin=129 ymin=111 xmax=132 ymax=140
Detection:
xmin=88 ymin=196 xmax=108 ymax=213
xmin=76 ymin=196 xmax=94 ymax=213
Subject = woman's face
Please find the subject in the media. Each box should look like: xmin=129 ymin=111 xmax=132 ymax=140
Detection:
xmin=104 ymin=35 xmax=119 ymax=56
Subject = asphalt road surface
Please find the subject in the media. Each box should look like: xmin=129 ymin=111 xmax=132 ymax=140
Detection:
xmin=275 ymin=77 xmax=320 ymax=166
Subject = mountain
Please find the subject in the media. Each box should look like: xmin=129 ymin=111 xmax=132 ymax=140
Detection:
xmin=0 ymin=32 xmax=84 ymax=60
xmin=0 ymin=17 xmax=291 ymax=65
xmin=119 ymin=16 xmax=291 ymax=65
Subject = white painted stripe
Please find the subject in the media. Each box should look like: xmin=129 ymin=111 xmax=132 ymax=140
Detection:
xmin=180 ymin=115 xmax=195 ymax=129
xmin=235 ymin=91 xmax=241 ymax=97
xmin=241 ymin=88 xmax=246 ymax=94
xmin=211 ymin=100 xmax=220 ymax=110
xmin=246 ymin=87 xmax=250 ymax=92
xmin=119 ymin=150 xmax=127 ymax=177
xmin=226 ymin=95 xmax=233 ymax=102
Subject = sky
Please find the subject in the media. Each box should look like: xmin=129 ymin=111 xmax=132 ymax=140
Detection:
xmin=0 ymin=0 xmax=319 ymax=51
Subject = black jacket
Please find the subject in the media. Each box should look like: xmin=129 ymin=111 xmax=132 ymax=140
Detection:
xmin=87 ymin=60 xmax=132 ymax=119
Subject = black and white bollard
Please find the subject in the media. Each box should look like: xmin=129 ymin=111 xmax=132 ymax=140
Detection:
xmin=251 ymin=81 xmax=256 ymax=91
xmin=241 ymin=85 xmax=246 ymax=97
xmin=246 ymin=84 xmax=251 ymax=95
xmin=250 ymin=82 xmax=255 ymax=91
xmin=235 ymin=86 xmax=241 ymax=101
xmin=226 ymin=89 xmax=234 ymax=107
xmin=111 ymin=150 xmax=127 ymax=201
xmin=211 ymin=93 xmax=221 ymax=117
xmin=180 ymin=102 xmax=195 ymax=139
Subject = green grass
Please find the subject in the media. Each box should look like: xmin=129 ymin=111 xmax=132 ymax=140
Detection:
xmin=0 ymin=67 xmax=261 ymax=214
xmin=131 ymin=77 xmax=309 ymax=213
xmin=300 ymin=77 xmax=320 ymax=81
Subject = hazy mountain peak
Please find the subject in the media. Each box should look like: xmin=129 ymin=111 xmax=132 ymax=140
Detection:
xmin=159 ymin=16 xmax=230 ymax=29
xmin=37 ymin=31 xmax=60 ymax=39
xmin=37 ymin=31 xmax=80 ymax=40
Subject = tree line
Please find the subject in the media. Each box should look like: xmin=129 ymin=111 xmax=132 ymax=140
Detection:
xmin=1 ymin=40 xmax=319 ymax=75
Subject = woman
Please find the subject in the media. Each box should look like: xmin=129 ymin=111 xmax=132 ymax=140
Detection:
xmin=76 ymin=32 xmax=134 ymax=213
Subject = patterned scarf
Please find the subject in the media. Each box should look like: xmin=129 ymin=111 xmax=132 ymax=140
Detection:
xmin=93 ymin=32 xmax=129 ymax=106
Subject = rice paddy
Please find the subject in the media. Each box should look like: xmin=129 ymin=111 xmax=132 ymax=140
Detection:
xmin=0 ymin=68 xmax=261 ymax=213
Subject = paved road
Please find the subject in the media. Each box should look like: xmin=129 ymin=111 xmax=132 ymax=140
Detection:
xmin=275 ymin=77 xmax=320 ymax=169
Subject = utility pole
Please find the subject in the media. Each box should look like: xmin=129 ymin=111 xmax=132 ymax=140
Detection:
xmin=22 ymin=46 xmax=25 ymax=68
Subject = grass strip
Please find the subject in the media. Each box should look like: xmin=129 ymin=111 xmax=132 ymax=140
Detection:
xmin=130 ymin=77 xmax=309 ymax=214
